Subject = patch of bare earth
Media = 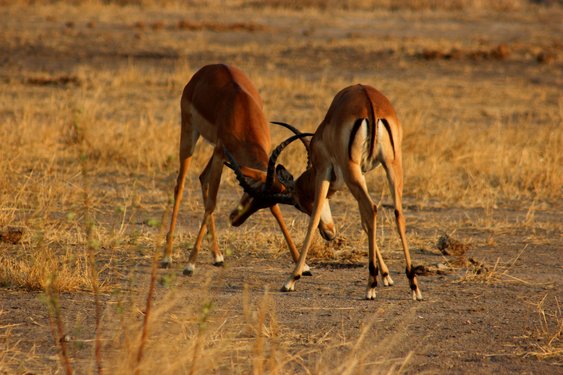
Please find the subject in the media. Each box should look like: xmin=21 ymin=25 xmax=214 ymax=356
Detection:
xmin=0 ymin=1 xmax=561 ymax=373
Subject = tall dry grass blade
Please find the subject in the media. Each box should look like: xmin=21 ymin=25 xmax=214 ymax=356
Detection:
xmin=267 ymin=300 xmax=281 ymax=375
xmin=395 ymin=351 xmax=414 ymax=374
xmin=134 ymin=247 xmax=159 ymax=374
xmin=75 ymin=98 xmax=105 ymax=375
xmin=189 ymin=300 xmax=213 ymax=375
xmin=252 ymin=288 xmax=271 ymax=375
xmin=117 ymin=293 xmax=134 ymax=371
xmin=44 ymin=275 xmax=73 ymax=375
xmin=133 ymin=204 xmax=169 ymax=374
xmin=526 ymin=294 xmax=562 ymax=360
xmin=84 ymin=193 xmax=104 ymax=375
xmin=78 ymin=143 xmax=104 ymax=374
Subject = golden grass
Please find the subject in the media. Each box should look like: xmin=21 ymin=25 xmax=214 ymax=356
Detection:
xmin=526 ymin=294 xmax=562 ymax=361
xmin=0 ymin=244 xmax=98 ymax=291
xmin=87 ymin=284 xmax=410 ymax=375
xmin=402 ymin=116 xmax=562 ymax=207
xmin=455 ymin=249 xmax=522 ymax=284
xmin=0 ymin=315 xmax=46 ymax=373
xmin=0 ymin=0 xmax=542 ymax=12
xmin=245 ymin=0 xmax=534 ymax=12
xmin=0 ymin=1 xmax=561 ymax=373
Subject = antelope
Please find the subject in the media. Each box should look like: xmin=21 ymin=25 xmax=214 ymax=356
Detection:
xmin=232 ymin=84 xmax=423 ymax=300
xmin=161 ymin=64 xmax=334 ymax=275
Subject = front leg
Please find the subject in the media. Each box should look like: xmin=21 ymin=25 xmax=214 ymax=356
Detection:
xmin=282 ymin=176 xmax=331 ymax=292
xmin=270 ymin=204 xmax=312 ymax=276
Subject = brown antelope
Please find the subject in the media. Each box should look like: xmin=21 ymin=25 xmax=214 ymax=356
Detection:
xmin=232 ymin=84 xmax=422 ymax=300
xmin=161 ymin=64 xmax=334 ymax=275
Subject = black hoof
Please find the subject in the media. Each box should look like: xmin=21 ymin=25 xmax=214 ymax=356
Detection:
xmin=213 ymin=261 xmax=224 ymax=267
xmin=160 ymin=260 xmax=171 ymax=269
xmin=183 ymin=268 xmax=193 ymax=276
xmin=320 ymin=230 xmax=336 ymax=241
xmin=302 ymin=270 xmax=313 ymax=276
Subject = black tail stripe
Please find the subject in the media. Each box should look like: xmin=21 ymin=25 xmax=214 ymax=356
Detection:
xmin=381 ymin=118 xmax=395 ymax=158
xmin=367 ymin=93 xmax=377 ymax=159
xmin=348 ymin=118 xmax=365 ymax=160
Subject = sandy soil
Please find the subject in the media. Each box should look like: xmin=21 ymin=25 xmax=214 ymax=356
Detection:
xmin=1 ymin=2 xmax=561 ymax=374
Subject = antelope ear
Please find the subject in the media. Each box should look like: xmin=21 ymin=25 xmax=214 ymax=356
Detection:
xmin=238 ymin=166 xmax=267 ymax=184
xmin=276 ymin=165 xmax=295 ymax=191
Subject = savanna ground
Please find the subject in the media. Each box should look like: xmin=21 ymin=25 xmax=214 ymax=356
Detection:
xmin=0 ymin=1 xmax=561 ymax=374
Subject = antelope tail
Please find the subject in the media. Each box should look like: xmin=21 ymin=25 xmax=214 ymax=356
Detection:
xmin=357 ymin=84 xmax=396 ymax=160
xmin=362 ymin=86 xmax=378 ymax=159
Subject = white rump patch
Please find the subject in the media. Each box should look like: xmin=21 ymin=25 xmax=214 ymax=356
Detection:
xmin=349 ymin=119 xmax=369 ymax=164
xmin=375 ymin=119 xmax=394 ymax=161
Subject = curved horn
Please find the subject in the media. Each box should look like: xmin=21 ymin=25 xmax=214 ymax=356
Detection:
xmin=269 ymin=192 xmax=295 ymax=205
xmin=271 ymin=121 xmax=308 ymax=139
xmin=271 ymin=121 xmax=313 ymax=168
xmin=271 ymin=121 xmax=312 ymax=153
xmin=224 ymin=146 xmax=295 ymax=206
xmin=223 ymin=147 xmax=261 ymax=198
xmin=265 ymin=132 xmax=314 ymax=191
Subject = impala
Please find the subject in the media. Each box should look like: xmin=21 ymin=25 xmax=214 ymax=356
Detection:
xmin=232 ymin=84 xmax=422 ymax=300
xmin=161 ymin=64 xmax=334 ymax=275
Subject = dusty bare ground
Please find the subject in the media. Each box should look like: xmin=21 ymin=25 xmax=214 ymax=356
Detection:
xmin=2 ymin=202 xmax=562 ymax=374
xmin=0 ymin=1 xmax=561 ymax=374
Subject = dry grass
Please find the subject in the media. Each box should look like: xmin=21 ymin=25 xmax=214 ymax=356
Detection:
xmin=245 ymin=0 xmax=536 ymax=11
xmin=0 ymin=244 xmax=98 ymax=291
xmin=404 ymin=116 xmax=561 ymax=206
xmin=0 ymin=0 xmax=561 ymax=373
xmin=27 ymin=0 xmax=553 ymax=12
xmin=454 ymin=245 xmax=538 ymax=285
xmin=525 ymin=294 xmax=562 ymax=362
xmin=24 ymin=283 xmax=407 ymax=375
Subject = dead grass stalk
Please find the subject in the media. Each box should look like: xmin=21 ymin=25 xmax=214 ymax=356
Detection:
xmin=526 ymin=294 xmax=562 ymax=361
xmin=135 ymin=208 xmax=168 ymax=374
xmin=44 ymin=276 xmax=73 ymax=375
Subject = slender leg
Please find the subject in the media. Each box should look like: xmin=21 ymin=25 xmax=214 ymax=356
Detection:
xmin=282 ymin=169 xmax=331 ymax=292
xmin=344 ymin=166 xmax=392 ymax=300
xmin=384 ymin=157 xmax=422 ymax=301
xmin=183 ymin=214 xmax=209 ymax=276
xmin=184 ymin=149 xmax=224 ymax=275
xmin=376 ymin=242 xmax=394 ymax=287
xmin=270 ymin=205 xmax=311 ymax=276
xmin=207 ymin=214 xmax=223 ymax=266
xmin=161 ymin=116 xmax=199 ymax=268
xmin=199 ymin=157 xmax=224 ymax=266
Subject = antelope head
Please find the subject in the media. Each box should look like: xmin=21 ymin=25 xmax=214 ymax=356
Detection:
xmin=224 ymin=133 xmax=308 ymax=226
xmin=225 ymin=125 xmax=336 ymax=241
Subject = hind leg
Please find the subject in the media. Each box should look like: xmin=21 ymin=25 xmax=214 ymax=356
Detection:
xmin=343 ymin=165 xmax=392 ymax=299
xmin=383 ymin=155 xmax=422 ymax=301
xmin=199 ymin=156 xmax=224 ymax=267
xmin=184 ymin=148 xmax=224 ymax=275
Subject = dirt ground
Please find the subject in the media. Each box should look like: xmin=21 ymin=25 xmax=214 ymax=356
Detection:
xmin=2 ymin=204 xmax=562 ymax=374
xmin=0 ymin=1 xmax=561 ymax=374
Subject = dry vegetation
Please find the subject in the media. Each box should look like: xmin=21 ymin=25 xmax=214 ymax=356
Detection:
xmin=0 ymin=0 xmax=561 ymax=374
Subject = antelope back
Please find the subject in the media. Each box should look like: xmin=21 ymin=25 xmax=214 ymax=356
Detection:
xmin=313 ymin=84 xmax=400 ymax=166
xmin=181 ymin=64 xmax=271 ymax=169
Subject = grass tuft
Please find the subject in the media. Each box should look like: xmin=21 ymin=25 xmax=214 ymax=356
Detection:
xmin=526 ymin=294 xmax=562 ymax=361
